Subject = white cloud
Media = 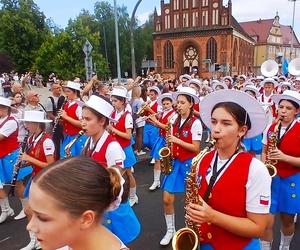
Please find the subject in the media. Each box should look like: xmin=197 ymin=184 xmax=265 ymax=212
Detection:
xmin=137 ymin=11 xmax=152 ymax=24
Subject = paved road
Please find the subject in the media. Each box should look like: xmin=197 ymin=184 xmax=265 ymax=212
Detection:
xmin=0 ymin=86 xmax=299 ymax=250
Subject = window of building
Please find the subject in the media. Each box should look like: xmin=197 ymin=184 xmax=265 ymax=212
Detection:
xmin=233 ymin=39 xmax=238 ymax=67
xmin=174 ymin=0 xmax=179 ymax=10
xmin=164 ymin=9 xmax=171 ymax=30
xmin=202 ymin=10 xmax=208 ymax=26
xmin=156 ymin=21 xmax=161 ymax=32
xmin=207 ymin=37 xmax=218 ymax=64
xmin=164 ymin=41 xmax=174 ymax=69
xmin=183 ymin=0 xmax=189 ymax=9
xmin=192 ymin=0 xmax=198 ymax=8
xmin=221 ymin=14 xmax=227 ymax=26
xmin=212 ymin=9 xmax=219 ymax=25
xmin=183 ymin=12 xmax=189 ymax=28
xmin=183 ymin=45 xmax=199 ymax=73
xmin=192 ymin=12 xmax=198 ymax=27
xmin=202 ymin=0 xmax=208 ymax=7
xmin=174 ymin=14 xmax=180 ymax=29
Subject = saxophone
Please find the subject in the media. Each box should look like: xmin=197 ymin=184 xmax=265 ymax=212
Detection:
xmin=159 ymin=113 xmax=176 ymax=175
xmin=172 ymin=138 xmax=216 ymax=250
xmin=64 ymin=130 xmax=85 ymax=157
xmin=264 ymin=116 xmax=283 ymax=177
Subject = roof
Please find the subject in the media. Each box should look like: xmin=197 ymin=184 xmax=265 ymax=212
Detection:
xmin=231 ymin=16 xmax=254 ymax=42
xmin=240 ymin=19 xmax=300 ymax=46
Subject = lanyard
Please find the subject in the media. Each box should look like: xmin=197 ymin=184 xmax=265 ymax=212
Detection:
xmin=176 ymin=115 xmax=191 ymax=136
xmin=86 ymin=137 xmax=101 ymax=157
xmin=203 ymin=151 xmax=238 ymax=202
xmin=277 ymin=120 xmax=294 ymax=146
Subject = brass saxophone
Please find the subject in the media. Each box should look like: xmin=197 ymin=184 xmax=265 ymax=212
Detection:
xmin=172 ymin=138 xmax=216 ymax=250
xmin=264 ymin=116 xmax=283 ymax=177
xmin=159 ymin=113 xmax=176 ymax=175
xmin=64 ymin=130 xmax=85 ymax=157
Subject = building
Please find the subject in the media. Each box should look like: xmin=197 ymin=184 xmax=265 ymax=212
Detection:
xmin=153 ymin=0 xmax=255 ymax=79
xmin=240 ymin=13 xmax=300 ymax=75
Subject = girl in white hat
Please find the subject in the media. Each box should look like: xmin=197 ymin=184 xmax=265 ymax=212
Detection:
xmin=148 ymin=93 xmax=176 ymax=191
xmin=159 ymin=87 xmax=203 ymax=246
xmin=59 ymin=81 xmax=87 ymax=158
xmin=186 ymin=90 xmax=271 ymax=250
xmin=18 ymin=110 xmax=55 ymax=250
xmin=188 ymin=79 xmax=202 ymax=118
xmin=260 ymin=90 xmax=300 ymax=250
xmin=0 ymin=97 xmax=32 ymax=224
xmin=81 ymin=95 xmax=141 ymax=246
xmin=108 ymin=87 xmax=138 ymax=207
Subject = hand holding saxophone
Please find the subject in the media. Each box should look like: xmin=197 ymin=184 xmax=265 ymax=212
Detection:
xmin=268 ymin=148 xmax=287 ymax=161
xmin=185 ymin=197 xmax=216 ymax=225
xmin=167 ymin=134 xmax=180 ymax=144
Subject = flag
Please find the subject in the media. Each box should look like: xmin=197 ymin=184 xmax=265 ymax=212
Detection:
xmin=282 ymin=58 xmax=289 ymax=77
xmin=260 ymin=195 xmax=269 ymax=205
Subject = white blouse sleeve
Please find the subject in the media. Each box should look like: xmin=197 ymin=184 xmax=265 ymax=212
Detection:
xmin=106 ymin=142 xmax=126 ymax=168
xmin=0 ymin=119 xmax=18 ymax=137
xmin=191 ymin=119 xmax=203 ymax=141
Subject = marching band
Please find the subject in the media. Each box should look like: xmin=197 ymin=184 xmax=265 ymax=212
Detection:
xmin=0 ymin=57 xmax=300 ymax=250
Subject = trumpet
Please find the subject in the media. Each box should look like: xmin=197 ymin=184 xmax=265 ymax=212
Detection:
xmin=137 ymin=101 xmax=150 ymax=116
xmin=64 ymin=130 xmax=85 ymax=157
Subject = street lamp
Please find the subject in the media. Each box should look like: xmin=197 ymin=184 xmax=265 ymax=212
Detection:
xmin=114 ymin=0 xmax=121 ymax=82
xmin=288 ymin=0 xmax=298 ymax=60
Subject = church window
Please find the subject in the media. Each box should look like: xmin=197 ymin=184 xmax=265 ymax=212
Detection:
xmin=207 ymin=37 xmax=218 ymax=64
xmin=164 ymin=41 xmax=174 ymax=69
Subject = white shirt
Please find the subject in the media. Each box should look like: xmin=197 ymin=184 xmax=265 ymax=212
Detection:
xmin=85 ymin=130 xmax=126 ymax=168
xmin=30 ymin=133 xmax=55 ymax=156
xmin=205 ymin=152 xmax=271 ymax=213
xmin=0 ymin=116 xmax=18 ymax=137
xmin=113 ymin=111 xmax=133 ymax=129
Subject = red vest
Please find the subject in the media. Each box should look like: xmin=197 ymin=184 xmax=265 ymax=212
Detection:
xmin=87 ymin=134 xmax=116 ymax=168
xmin=28 ymin=133 xmax=52 ymax=177
xmin=193 ymin=103 xmax=200 ymax=113
xmin=0 ymin=116 xmax=19 ymax=157
xmin=159 ymin=109 xmax=175 ymax=137
xmin=172 ymin=116 xmax=197 ymax=162
xmin=62 ymin=101 xmax=81 ymax=136
xmin=198 ymin=151 xmax=252 ymax=250
xmin=267 ymin=121 xmax=300 ymax=178
xmin=144 ymin=101 xmax=158 ymax=118
xmin=111 ymin=111 xmax=131 ymax=148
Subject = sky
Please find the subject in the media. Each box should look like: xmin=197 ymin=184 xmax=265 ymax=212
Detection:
xmin=34 ymin=0 xmax=300 ymax=39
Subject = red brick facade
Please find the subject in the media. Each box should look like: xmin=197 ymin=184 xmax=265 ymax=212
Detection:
xmin=153 ymin=0 xmax=255 ymax=79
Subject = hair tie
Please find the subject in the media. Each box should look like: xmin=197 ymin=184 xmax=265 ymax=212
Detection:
xmin=106 ymin=168 xmax=125 ymax=212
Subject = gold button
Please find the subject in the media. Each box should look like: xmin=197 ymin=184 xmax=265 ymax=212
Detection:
xmin=207 ymin=222 xmax=211 ymax=225
xmin=176 ymin=153 xmax=179 ymax=156
xmin=292 ymin=194 xmax=296 ymax=198
xmin=291 ymin=182 xmax=296 ymax=187
xmin=209 ymin=193 xmax=212 ymax=199
xmin=207 ymin=232 xmax=212 ymax=239
xmin=106 ymin=219 xmax=112 ymax=224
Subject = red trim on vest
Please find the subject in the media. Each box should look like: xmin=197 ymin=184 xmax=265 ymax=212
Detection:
xmin=197 ymin=150 xmax=252 ymax=250
xmin=62 ymin=101 xmax=81 ymax=136
xmin=0 ymin=116 xmax=19 ymax=157
xmin=193 ymin=103 xmax=199 ymax=112
xmin=28 ymin=133 xmax=52 ymax=177
xmin=267 ymin=122 xmax=300 ymax=178
xmin=172 ymin=116 xmax=197 ymax=162
xmin=89 ymin=134 xmax=116 ymax=168
xmin=111 ymin=111 xmax=131 ymax=148
xmin=159 ymin=109 xmax=175 ymax=137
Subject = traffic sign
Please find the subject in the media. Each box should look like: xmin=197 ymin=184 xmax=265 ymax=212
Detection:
xmin=83 ymin=39 xmax=93 ymax=56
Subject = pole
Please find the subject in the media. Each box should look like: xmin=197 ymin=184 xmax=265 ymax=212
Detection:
xmin=114 ymin=0 xmax=121 ymax=82
xmin=103 ymin=26 xmax=109 ymax=65
xmin=289 ymin=0 xmax=298 ymax=60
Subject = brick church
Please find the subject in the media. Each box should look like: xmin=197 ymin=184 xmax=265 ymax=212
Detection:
xmin=153 ymin=0 xmax=255 ymax=79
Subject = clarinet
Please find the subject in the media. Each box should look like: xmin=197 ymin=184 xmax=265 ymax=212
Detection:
xmin=52 ymin=98 xmax=67 ymax=134
xmin=8 ymin=131 xmax=30 ymax=197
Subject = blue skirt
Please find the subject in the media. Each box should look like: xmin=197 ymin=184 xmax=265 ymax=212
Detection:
xmin=200 ymin=238 xmax=260 ymax=250
xmin=23 ymin=176 xmax=33 ymax=198
xmin=103 ymin=200 xmax=141 ymax=244
xmin=243 ymin=134 xmax=263 ymax=154
xmin=150 ymin=136 xmax=166 ymax=160
xmin=161 ymin=158 xmax=192 ymax=193
xmin=143 ymin=123 xmax=159 ymax=149
xmin=270 ymin=172 xmax=300 ymax=214
xmin=60 ymin=134 xmax=88 ymax=158
xmin=123 ymin=145 xmax=137 ymax=168
xmin=0 ymin=149 xmax=32 ymax=183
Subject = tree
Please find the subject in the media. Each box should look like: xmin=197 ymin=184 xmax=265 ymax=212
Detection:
xmin=33 ymin=11 xmax=109 ymax=80
xmin=0 ymin=0 xmax=49 ymax=72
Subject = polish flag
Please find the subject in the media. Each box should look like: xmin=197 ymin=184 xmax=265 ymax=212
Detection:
xmin=260 ymin=195 xmax=269 ymax=205
xmin=115 ymin=159 xmax=123 ymax=166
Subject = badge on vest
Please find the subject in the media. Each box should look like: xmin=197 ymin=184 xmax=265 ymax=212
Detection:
xmin=183 ymin=130 xmax=189 ymax=138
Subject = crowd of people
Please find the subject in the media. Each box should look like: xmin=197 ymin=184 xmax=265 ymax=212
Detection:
xmin=0 ymin=62 xmax=300 ymax=250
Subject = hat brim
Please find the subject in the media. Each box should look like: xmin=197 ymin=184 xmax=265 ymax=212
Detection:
xmin=242 ymin=86 xmax=260 ymax=98
xmin=172 ymin=91 xmax=200 ymax=104
xmin=200 ymin=90 xmax=267 ymax=138
xmin=83 ymin=103 xmax=117 ymax=123
xmin=157 ymin=94 xmax=174 ymax=106
xmin=19 ymin=118 xmax=52 ymax=123
xmin=271 ymin=93 xmax=300 ymax=107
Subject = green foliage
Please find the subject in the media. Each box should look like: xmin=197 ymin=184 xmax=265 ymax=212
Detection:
xmin=0 ymin=0 xmax=49 ymax=72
